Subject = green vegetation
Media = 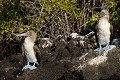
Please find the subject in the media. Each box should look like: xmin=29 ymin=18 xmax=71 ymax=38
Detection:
xmin=0 ymin=0 xmax=120 ymax=58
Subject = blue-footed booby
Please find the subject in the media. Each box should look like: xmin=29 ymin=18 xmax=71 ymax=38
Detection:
xmin=94 ymin=10 xmax=113 ymax=52
xmin=17 ymin=30 xmax=41 ymax=70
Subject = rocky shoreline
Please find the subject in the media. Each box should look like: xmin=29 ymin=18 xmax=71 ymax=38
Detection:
xmin=0 ymin=33 xmax=120 ymax=80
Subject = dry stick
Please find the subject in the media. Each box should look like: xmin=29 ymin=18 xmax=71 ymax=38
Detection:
xmin=51 ymin=24 xmax=54 ymax=39
xmin=92 ymin=0 xmax=95 ymax=16
xmin=85 ymin=31 xmax=95 ymax=38
xmin=33 ymin=0 xmax=36 ymax=4
xmin=73 ymin=10 xmax=77 ymax=20
xmin=39 ymin=4 xmax=44 ymax=18
xmin=86 ymin=1 xmax=90 ymax=27
xmin=73 ymin=10 xmax=78 ymax=33
xmin=79 ymin=53 xmax=88 ymax=60
xmin=83 ymin=0 xmax=86 ymax=30
xmin=60 ymin=10 xmax=66 ymax=35
xmin=64 ymin=12 xmax=70 ymax=35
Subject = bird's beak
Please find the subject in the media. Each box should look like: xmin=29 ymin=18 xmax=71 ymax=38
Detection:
xmin=17 ymin=32 xmax=28 ymax=37
xmin=99 ymin=11 xmax=105 ymax=17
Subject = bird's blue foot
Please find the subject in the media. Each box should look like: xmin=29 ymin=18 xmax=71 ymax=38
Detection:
xmin=23 ymin=62 xmax=37 ymax=70
xmin=94 ymin=47 xmax=104 ymax=52
xmin=103 ymin=45 xmax=111 ymax=51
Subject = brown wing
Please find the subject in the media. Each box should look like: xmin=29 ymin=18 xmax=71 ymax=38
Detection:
xmin=21 ymin=45 xmax=26 ymax=61
xmin=110 ymin=24 xmax=113 ymax=44
xmin=95 ymin=24 xmax=99 ymax=48
xmin=33 ymin=45 xmax=41 ymax=63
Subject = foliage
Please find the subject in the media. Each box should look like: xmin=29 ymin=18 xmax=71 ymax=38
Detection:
xmin=0 ymin=0 xmax=120 ymax=58
xmin=1 ymin=0 xmax=120 ymax=40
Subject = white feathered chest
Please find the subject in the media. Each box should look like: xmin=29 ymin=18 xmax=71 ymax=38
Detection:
xmin=97 ymin=18 xmax=110 ymax=45
xmin=23 ymin=37 xmax=37 ymax=63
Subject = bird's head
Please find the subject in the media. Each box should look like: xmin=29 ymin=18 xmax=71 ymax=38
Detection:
xmin=17 ymin=30 xmax=36 ymax=37
xmin=17 ymin=30 xmax=37 ymax=42
xmin=100 ymin=10 xmax=109 ymax=16
xmin=100 ymin=9 xmax=109 ymax=21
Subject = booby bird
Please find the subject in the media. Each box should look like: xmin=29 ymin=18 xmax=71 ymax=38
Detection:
xmin=94 ymin=9 xmax=113 ymax=52
xmin=17 ymin=30 xmax=41 ymax=70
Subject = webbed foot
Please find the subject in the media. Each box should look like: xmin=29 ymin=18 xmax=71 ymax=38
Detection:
xmin=23 ymin=62 xmax=37 ymax=70
xmin=103 ymin=45 xmax=111 ymax=51
xmin=94 ymin=47 xmax=104 ymax=52
xmin=29 ymin=65 xmax=37 ymax=70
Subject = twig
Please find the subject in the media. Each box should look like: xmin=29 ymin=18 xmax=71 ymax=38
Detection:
xmin=64 ymin=12 xmax=70 ymax=35
xmin=79 ymin=53 xmax=88 ymax=60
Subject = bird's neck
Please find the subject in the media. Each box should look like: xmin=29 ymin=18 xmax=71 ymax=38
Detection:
xmin=103 ymin=15 xmax=109 ymax=21
xmin=99 ymin=16 xmax=109 ymax=23
xmin=24 ymin=37 xmax=35 ymax=45
xmin=30 ymin=36 xmax=36 ymax=42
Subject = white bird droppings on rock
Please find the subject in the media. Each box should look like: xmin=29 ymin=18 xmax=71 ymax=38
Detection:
xmin=80 ymin=40 xmax=85 ymax=47
xmin=70 ymin=33 xmax=79 ymax=39
xmin=88 ymin=56 xmax=107 ymax=66
xmin=87 ymin=45 xmax=116 ymax=66
xmin=41 ymin=38 xmax=49 ymax=40
xmin=40 ymin=38 xmax=53 ymax=48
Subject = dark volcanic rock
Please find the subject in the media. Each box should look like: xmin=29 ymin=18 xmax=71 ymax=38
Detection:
xmin=55 ymin=39 xmax=67 ymax=53
xmin=81 ymin=46 xmax=120 ymax=80
xmin=0 ymin=32 xmax=120 ymax=80
xmin=66 ymin=39 xmax=78 ymax=53
xmin=99 ymin=74 xmax=120 ymax=80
